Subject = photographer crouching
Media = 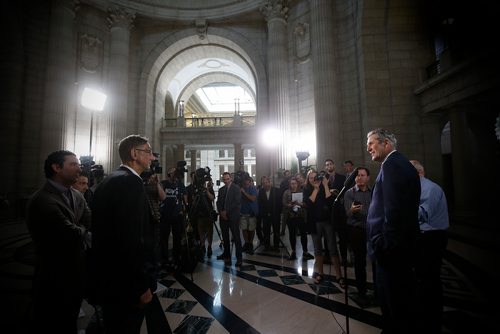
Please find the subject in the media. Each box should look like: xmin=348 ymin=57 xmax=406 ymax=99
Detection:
xmin=187 ymin=167 xmax=216 ymax=258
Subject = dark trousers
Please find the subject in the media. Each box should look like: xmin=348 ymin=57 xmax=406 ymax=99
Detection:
xmin=262 ymin=215 xmax=280 ymax=247
xmin=375 ymin=259 xmax=418 ymax=334
xmin=287 ymin=217 xmax=308 ymax=253
xmin=160 ymin=215 xmax=184 ymax=263
xmin=334 ymin=222 xmax=348 ymax=262
xmin=416 ymin=230 xmax=448 ymax=334
xmin=32 ymin=287 xmax=82 ymax=333
xmin=349 ymin=225 xmax=367 ymax=296
xmin=102 ymin=302 xmax=144 ymax=334
xmin=220 ymin=218 xmax=242 ymax=260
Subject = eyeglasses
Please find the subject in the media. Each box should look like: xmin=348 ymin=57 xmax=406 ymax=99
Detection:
xmin=135 ymin=148 xmax=152 ymax=154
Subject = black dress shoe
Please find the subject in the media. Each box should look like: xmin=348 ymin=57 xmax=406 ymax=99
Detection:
xmin=216 ymin=254 xmax=225 ymax=260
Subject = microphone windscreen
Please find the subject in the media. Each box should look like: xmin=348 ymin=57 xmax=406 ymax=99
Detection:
xmin=344 ymin=169 xmax=358 ymax=188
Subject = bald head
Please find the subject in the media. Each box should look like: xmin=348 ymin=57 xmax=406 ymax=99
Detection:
xmin=410 ymin=160 xmax=425 ymax=177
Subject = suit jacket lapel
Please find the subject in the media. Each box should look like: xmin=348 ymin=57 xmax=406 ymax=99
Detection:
xmin=44 ymin=181 xmax=77 ymax=222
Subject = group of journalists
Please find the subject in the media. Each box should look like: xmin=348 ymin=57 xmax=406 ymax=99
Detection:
xmin=26 ymin=129 xmax=449 ymax=334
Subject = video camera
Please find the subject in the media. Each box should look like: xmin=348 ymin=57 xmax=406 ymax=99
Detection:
xmin=174 ymin=160 xmax=188 ymax=179
xmin=194 ymin=166 xmax=212 ymax=191
xmin=233 ymin=170 xmax=250 ymax=188
xmin=80 ymin=155 xmax=104 ymax=186
xmin=141 ymin=153 xmax=162 ymax=179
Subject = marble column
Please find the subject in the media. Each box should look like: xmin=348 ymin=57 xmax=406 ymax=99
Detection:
xmin=234 ymin=144 xmax=244 ymax=172
xmin=106 ymin=7 xmax=134 ymax=170
xmin=261 ymin=0 xmax=291 ymax=171
xmin=40 ymin=0 xmax=78 ymax=157
xmin=309 ymin=0 xmax=341 ymax=164
xmin=175 ymin=144 xmax=185 ymax=165
xmin=190 ymin=149 xmax=197 ymax=173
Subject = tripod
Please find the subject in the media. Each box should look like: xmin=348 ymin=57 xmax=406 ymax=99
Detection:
xmin=253 ymin=217 xmax=290 ymax=258
xmin=189 ymin=187 xmax=223 ymax=250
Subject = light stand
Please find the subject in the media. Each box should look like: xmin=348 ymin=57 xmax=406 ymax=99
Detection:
xmin=296 ymin=151 xmax=310 ymax=175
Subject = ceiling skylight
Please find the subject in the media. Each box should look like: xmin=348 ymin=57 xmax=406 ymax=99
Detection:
xmin=196 ymin=84 xmax=256 ymax=113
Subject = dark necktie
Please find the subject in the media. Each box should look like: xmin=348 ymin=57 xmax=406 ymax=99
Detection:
xmin=65 ymin=189 xmax=74 ymax=210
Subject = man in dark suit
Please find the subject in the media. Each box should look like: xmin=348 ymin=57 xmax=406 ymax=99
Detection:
xmin=90 ymin=135 xmax=167 ymax=333
xmin=26 ymin=150 xmax=91 ymax=333
xmin=257 ymin=175 xmax=281 ymax=251
xmin=216 ymin=172 xmax=242 ymax=266
xmin=366 ymin=128 xmax=421 ymax=334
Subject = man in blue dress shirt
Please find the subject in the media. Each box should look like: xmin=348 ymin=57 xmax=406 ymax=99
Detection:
xmin=410 ymin=160 xmax=449 ymax=334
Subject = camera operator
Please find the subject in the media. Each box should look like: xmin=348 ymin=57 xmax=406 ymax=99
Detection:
xmin=159 ymin=166 xmax=186 ymax=267
xmin=188 ymin=168 xmax=216 ymax=258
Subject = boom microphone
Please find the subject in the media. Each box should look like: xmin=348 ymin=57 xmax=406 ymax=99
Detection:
xmin=344 ymin=169 xmax=359 ymax=189
xmin=334 ymin=169 xmax=359 ymax=203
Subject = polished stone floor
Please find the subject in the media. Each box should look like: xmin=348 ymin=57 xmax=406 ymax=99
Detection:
xmin=0 ymin=217 xmax=495 ymax=333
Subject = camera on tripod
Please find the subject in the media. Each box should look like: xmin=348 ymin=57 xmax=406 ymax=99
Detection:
xmin=80 ymin=155 xmax=104 ymax=186
xmin=233 ymin=170 xmax=250 ymax=187
xmin=194 ymin=166 xmax=212 ymax=192
xmin=174 ymin=160 xmax=188 ymax=179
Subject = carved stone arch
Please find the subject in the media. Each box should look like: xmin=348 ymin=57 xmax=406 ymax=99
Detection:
xmin=137 ymin=27 xmax=268 ymax=148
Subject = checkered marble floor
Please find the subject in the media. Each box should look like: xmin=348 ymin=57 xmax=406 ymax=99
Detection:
xmin=0 ymin=218 xmax=495 ymax=333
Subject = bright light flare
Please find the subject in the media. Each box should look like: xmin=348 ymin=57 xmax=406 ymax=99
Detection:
xmin=81 ymin=87 xmax=107 ymax=111
xmin=261 ymin=127 xmax=281 ymax=147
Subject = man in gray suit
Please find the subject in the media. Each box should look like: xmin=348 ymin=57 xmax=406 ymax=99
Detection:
xmin=216 ymin=172 xmax=243 ymax=266
xmin=26 ymin=150 xmax=91 ymax=333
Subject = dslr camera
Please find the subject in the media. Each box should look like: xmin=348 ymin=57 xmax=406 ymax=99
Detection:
xmin=314 ymin=171 xmax=326 ymax=181
xmin=151 ymin=153 xmax=162 ymax=174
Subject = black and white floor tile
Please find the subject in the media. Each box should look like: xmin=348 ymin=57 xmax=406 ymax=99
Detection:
xmin=0 ymin=218 xmax=495 ymax=333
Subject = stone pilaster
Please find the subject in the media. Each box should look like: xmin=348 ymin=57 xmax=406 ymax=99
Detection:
xmin=261 ymin=0 xmax=291 ymax=171
xmin=40 ymin=0 xmax=78 ymax=158
xmin=309 ymin=0 xmax=340 ymax=164
xmin=234 ymin=143 xmax=244 ymax=171
xmin=106 ymin=7 xmax=134 ymax=170
xmin=190 ymin=149 xmax=197 ymax=173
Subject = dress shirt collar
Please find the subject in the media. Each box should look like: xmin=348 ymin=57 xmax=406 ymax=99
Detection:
xmin=47 ymin=178 xmax=69 ymax=194
xmin=382 ymin=149 xmax=397 ymax=164
xmin=120 ymin=164 xmax=142 ymax=180
xmin=353 ymin=184 xmax=371 ymax=192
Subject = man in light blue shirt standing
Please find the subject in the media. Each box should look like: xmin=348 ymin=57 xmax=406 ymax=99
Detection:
xmin=410 ymin=160 xmax=449 ymax=334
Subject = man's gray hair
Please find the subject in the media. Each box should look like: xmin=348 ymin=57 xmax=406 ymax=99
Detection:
xmin=367 ymin=128 xmax=398 ymax=149
xmin=118 ymin=134 xmax=149 ymax=163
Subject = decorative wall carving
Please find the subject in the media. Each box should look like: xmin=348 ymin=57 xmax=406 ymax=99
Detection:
xmin=196 ymin=19 xmax=208 ymax=40
xmin=260 ymin=0 xmax=289 ymax=21
xmin=107 ymin=7 xmax=135 ymax=30
xmin=294 ymin=22 xmax=310 ymax=63
xmin=78 ymin=33 xmax=103 ymax=74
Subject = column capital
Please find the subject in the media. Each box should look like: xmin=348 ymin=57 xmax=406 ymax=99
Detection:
xmin=107 ymin=7 xmax=135 ymax=30
xmin=53 ymin=0 xmax=80 ymax=16
xmin=260 ymin=0 xmax=289 ymax=22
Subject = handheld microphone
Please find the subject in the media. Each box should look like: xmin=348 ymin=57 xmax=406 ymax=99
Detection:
xmin=334 ymin=169 xmax=359 ymax=203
